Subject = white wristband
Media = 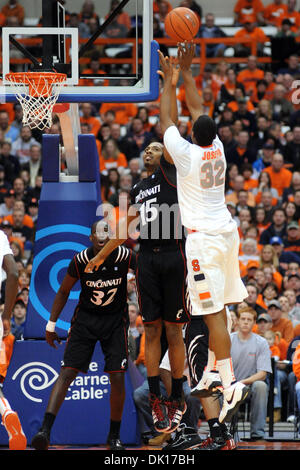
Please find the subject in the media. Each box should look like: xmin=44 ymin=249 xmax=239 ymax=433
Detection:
xmin=46 ymin=321 xmax=56 ymax=333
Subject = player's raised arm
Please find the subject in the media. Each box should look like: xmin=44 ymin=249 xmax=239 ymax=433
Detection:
xmin=177 ymin=42 xmax=203 ymax=122
xmin=158 ymin=56 xmax=180 ymax=164
xmin=158 ymin=50 xmax=176 ymax=134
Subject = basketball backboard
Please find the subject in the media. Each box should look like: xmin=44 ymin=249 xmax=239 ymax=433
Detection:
xmin=0 ymin=0 xmax=159 ymax=104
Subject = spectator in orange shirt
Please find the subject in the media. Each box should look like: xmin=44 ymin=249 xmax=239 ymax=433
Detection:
xmin=264 ymin=0 xmax=288 ymax=25
xmin=177 ymin=85 xmax=202 ymax=117
xmin=1 ymin=0 xmax=24 ymax=25
xmin=4 ymin=200 xmax=34 ymax=229
xmin=263 ymin=153 xmax=293 ymax=198
xmin=106 ymin=0 xmax=131 ymax=32
xmin=292 ymin=342 xmax=300 ymax=412
xmin=99 ymin=138 xmax=128 ymax=175
xmin=201 ymin=87 xmax=215 ymax=118
xmin=79 ymin=103 xmax=101 ymax=138
xmin=79 ymin=57 xmax=109 ymax=88
xmin=237 ymin=55 xmax=265 ymax=97
xmin=195 ymin=65 xmax=220 ymax=100
xmin=100 ymin=102 xmax=138 ymax=126
xmin=264 ymin=330 xmax=281 ymax=359
xmin=268 ymin=300 xmax=295 ymax=344
xmin=276 ymin=0 xmax=300 ymax=33
xmin=234 ymin=0 xmax=265 ymax=25
xmin=225 ymin=174 xmax=256 ymax=207
xmin=234 ymin=22 xmax=268 ymax=57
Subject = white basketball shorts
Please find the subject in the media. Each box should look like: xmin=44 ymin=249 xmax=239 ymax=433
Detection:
xmin=185 ymin=228 xmax=248 ymax=316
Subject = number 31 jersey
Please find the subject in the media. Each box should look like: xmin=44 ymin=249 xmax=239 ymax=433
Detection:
xmin=163 ymin=125 xmax=234 ymax=235
xmin=67 ymin=245 xmax=136 ymax=314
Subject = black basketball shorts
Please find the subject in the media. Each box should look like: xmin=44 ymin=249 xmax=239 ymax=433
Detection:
xmin=135 ymin=245 xmax=190 ymax=324
xmin=184 ymin=317 xmax=209 ymax=389
xmin=62 ymin=306 xmax=129 ymax=374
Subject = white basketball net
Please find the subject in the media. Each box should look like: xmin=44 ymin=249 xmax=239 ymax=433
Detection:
xmin=5 ymin=72 xmax=67 ymax=131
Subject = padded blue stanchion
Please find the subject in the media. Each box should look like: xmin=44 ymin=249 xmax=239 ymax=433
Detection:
xmin=24 ymin=133 xmax=102 ymax=339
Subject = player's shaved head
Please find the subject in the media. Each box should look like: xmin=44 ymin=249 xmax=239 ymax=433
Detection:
xmin=192 ymin=115 xmax=217 ymax=147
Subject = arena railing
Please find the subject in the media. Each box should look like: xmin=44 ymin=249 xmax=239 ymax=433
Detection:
xmin=0 ymin=36 xmax=273 ymax=78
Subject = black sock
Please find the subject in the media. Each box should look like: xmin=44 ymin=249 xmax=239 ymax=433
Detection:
xmin=41 ymin=412 xmax=56 ymax=433
xmin=171 ymin=377 xmax=183 ymax=399
xmin=148 ymin=376 xmax=161 ymax=396
xmin=108 ymin=420 xmax=121 ymax=439
xmin=208 ymin=418 xmax=222 ymax=438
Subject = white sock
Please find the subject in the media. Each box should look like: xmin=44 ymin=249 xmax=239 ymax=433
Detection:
xmin=0 ymin=396 xmax=13 ymax=418
xmin=216 ymin=358 xmax=236 ymax=390
xmin=206 ymin=349 xmax=217 ymax=372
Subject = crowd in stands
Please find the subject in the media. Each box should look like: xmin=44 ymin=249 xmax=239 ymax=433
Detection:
xmin=2 ymin=0 xmax=300 ymax=435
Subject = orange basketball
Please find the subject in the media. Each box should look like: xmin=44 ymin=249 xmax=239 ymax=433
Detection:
xmin=164 ymin=7 xmax=200 ymax=42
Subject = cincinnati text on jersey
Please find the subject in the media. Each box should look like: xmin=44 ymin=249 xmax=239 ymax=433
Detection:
xmin=135 ymin=184 xmax=161 ymax=203
xmin=86 ymin=278 xmax=122 ymax=288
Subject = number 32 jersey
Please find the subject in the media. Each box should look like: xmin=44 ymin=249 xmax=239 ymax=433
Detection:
xmin=163 ymin=125 xmax=234 ymax=235
xmin=67 ymin=245 xmax=136 ymax=314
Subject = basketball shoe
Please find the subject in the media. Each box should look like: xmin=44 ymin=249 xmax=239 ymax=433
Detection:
xmin=219 ymin=382 xmax=249 ymax=423
xmin=190 ymin=370 xmax=223 ymax=398
xmin=165 ymin=395 xmax=187 ymax=433
xmin=3 ymin=411 xmax=27 ymax=450
xmin=149 ymin=394 xmax=170 ymax=432
xmin=199 ymin=430 xmax=237 ymax=451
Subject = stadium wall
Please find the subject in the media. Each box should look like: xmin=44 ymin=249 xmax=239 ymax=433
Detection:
xmin=0 ymin=0 xmax=243 ymax=23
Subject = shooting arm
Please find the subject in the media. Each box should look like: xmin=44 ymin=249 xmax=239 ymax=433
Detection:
xmin=178 ymin=42 xmax=203 ymax=122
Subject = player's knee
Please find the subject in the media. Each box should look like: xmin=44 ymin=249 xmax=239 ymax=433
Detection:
xmin=59 ymin=367 xmax=78 ymax=385
xmin=165 ymin=323 xmax=184 ymax=345
xmin=109 ymin=372 xmax=125 ymax=390
xmin=144 ymin=321 xmax=162 ymax=343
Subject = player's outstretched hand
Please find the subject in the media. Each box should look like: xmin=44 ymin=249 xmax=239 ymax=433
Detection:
xmin=46 ymin=330 xmax=62 ymax=349
xmin=84 ymin=256 xmax=104 ymax=273
xmin=157 ymin=56 xmax=180 ymax=87
xmin=157 ymin=49 xmax=173 ymax=81
xmin=177 ymin=41 xmax=196 ymax=71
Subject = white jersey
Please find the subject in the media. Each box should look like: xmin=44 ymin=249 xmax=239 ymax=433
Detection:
xmin=0 ymin=230 xmax=13 ymax=344
xmin=163 ymin=125 xmax=234 ymax=234
xmin=0 ymin=230 xmax=12 ymax=292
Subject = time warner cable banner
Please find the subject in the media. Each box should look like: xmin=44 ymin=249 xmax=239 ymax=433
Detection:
xmin=0 ymin=341 xmax=140 ymax=446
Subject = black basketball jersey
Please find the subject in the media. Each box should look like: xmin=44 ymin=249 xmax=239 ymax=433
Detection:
xmin=130 ymin=154 xmax=185 ymax=249
xmin=67 ymin=245 xmax=136 ymax=314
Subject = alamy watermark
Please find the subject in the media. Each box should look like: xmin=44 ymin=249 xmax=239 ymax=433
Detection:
xmin=95 ymin=193 xmax=187 ymax=241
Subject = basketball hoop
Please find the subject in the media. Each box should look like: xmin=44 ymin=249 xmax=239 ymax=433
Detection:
xmin=5 ymin=71 xmax=67 ymax=131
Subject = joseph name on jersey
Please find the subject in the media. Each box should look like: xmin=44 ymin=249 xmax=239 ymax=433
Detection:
xmin=163 ymin=126 xmax=234 ymax=235
xmin=68 ymin=245 xmax=136 ymax=314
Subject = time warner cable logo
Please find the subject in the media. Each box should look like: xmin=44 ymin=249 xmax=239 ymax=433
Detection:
xmin=12 ymin=361 xmax=110 ymax=402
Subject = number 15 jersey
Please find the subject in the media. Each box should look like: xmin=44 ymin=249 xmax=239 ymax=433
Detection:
xmin=163 ymin=125 xmax=234 ymax=235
